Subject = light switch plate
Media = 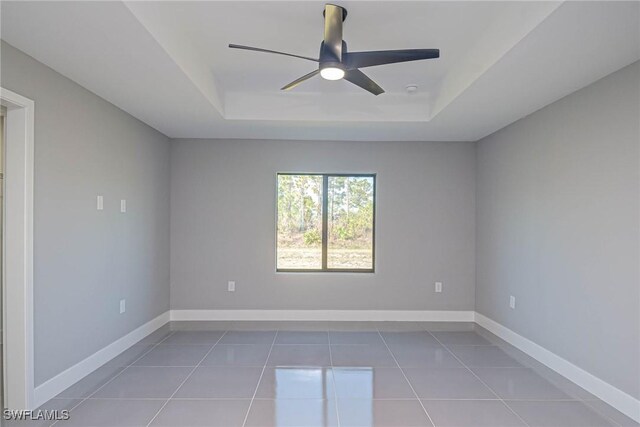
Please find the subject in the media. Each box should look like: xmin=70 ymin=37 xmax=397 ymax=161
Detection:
xmin=97 ymin=195 xmax=104 ymax=211
xmin=435 ymin=282 xmax=443 ymax=293
xmin=119 ymin=299 xmax=126 ymax=314
xmin=120 ymin=199 xmax=126 ymax=213
xmin=228 ymin=281 xmax=236 ymax=292
xmin=509 ymin=295 xmax=516 ymax=309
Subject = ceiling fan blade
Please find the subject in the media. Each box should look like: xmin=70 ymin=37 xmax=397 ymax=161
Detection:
xmin=323 ymin=4 xmax=344 ymax=61
xmin=229 ymin=44 xmax=318 ymax=62
xmin=281 ymin=69 xmax=321 ymax=91
xmin=345 ymin=49 xmax=440 ymax=69
xmin=344 ymin=69 xmax=385 ymax=96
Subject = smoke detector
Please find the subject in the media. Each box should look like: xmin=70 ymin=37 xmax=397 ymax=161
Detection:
xmin=405 ymin=84 xmax=419 ymax=94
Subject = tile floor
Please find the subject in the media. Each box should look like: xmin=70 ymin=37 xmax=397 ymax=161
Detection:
xmin=8 ymin=322 xmax=638 ymax=427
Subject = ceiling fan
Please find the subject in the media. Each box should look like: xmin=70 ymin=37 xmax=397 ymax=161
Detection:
xmin=229 ymin=4 xmax=440 ymax=95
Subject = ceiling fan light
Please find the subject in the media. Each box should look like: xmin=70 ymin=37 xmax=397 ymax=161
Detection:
xmin=320 ymin=67 xmax=345 ymax=80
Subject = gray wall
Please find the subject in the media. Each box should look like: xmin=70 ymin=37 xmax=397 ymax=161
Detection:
xmin=170 ymin=139 xmax=476 ymax=311
xmin=476 ymin=61 xmax=640 ymax=398
xmin=1 ymin=42 xmax=171 ymax=386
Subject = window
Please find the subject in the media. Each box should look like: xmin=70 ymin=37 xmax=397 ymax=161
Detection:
xmin=277 ymin=173 xmax=376 ymax=272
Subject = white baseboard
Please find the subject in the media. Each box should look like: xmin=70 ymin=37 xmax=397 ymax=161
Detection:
xmin=170 ymin=309 xmax=475 ymax=322
xmin=475 ymin=313 xmax=640 ymax=423
xmin=32 ymin=311 xmax=170 ymax=408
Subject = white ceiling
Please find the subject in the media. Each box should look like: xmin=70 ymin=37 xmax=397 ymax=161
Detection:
xmin=1 ymin=1 xmax=639 ymax=141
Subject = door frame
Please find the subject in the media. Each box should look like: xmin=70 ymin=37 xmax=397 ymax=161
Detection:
xmin=1 ymin=87 xmax=35 ymax=410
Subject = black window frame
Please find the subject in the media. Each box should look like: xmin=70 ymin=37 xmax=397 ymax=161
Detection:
xmin=276 ymin=172 xmax=376 ymax=273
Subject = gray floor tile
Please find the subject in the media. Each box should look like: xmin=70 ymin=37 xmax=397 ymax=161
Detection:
xmin=404 ymin=368 xmax=495 ymax=399
xmin=256 ymin=367 xmax=336 ymax=399
xmin=338 ymin=399 xmax=433 ymax=427
xmin=472 ymin=368 xmax=572 ymax=400
xmin=201 ymin=344 xmax=271 ymax=367
xmin=56 ymin=366 xmax=125 ymax=398
xmin=431 ymin=331 xmax=493 ymax=346
xmin=246 ymin=399 xmax=339 ymax=427
xmin=331 ymin=344 xmax=397 ymax=367
xmin=329 ymin=331 xmax=384 ymax=344
xmin=507 ymin=401 xmax=618 ymax=426
xmin=381 ymin=331 xmax=441 ymax=347
xmin=267 ymin=345 xmax=331 ymax=367
xmin=93 ymin=367 xmax=192 ymax=398
xmin=149 ymin=399 xmax=250 ymax=427
xmin=390 ymin=346 xmax=463 ymax=368
xmin=65 ymin=399 xmax=165 ymax=426
xmin=448 ymin=346 xmax=523 ymax=368
xmin=422 ymin=400 xmax=526 ymax=427
xmin=133 ymin=345 xmax=211 ymax=367
xmin=174 ymin=366 xmax=262 ymax=398
xmin=160 ymin=331 xmax=225 ymax=345
xmin=218 ymin=330 xmax=276 ymax=344
xmin=333 ymin=367 xmax=415 ymax=399
xmin=276 ymin=331 xmax=329 ymax=344
xmin=583 ymin=400 xmax=640 ymax=426
xmin=104 ymin=345 xmax=155 ymax=368
xmin=136 ymin=327 xmax=173 ymax=345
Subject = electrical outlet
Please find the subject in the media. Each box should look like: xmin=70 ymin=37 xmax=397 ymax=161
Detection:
xmin=509 ymin=295 xmax=516 ymax=309
xmin=228 ymin=281 xmax=236 ymax=292
xmin=435 ymin=282 xmax=443 ymax=293
xmin=97 ymin=195 xmax=104 ymax=211
xmin=119 ymin=299 xmax=126 ymax=314
xmin=120 ymin=199 xmax=126 ymax=213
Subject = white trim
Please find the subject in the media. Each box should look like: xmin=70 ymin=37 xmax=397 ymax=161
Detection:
xmin=169 ymin=309 xmax=475 ymax=322
xmin=32 ymin=311 xmax=170 ymax=408
xmin=1 ymin=88 xmax=35 ymax=410
xmin=475 ymin=312 xmax=640 ymax=423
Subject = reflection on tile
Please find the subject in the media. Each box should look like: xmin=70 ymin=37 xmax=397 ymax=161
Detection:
xmin=337 ymin=399 xmax=432 ymax=427
xmin=422 ymin=400 xmax=526 ymax=427
xmin=329 ymin=331 xmax=383 ymax=345
xmin=390 ymin=346 xmax=462 ymax=368
xmin=201 ymin=344 xmax=271 ymax=367
xmin=133 ymin=345 xmax=210 ymax=366
xmin=56 ymin=365 xmax=124 ymax=398
xmin=256 ymin=367 xmax=335 ymax=399
xmin=404 ymin=368 xmax=495 ymax=399
xmin=93 ymin=367 xmax=191 ymax=398
xmin=267 ymin=345 xmax=331 ymax=367
xmin=150 ymin=399 xmax=250 ymax=427
xmin=160 ymin=330 xmax=225 ymax=345
xmin=508 ymin=401 xmax=617 ymax=427
xmin=333 ymin=367 xmax=415 ymax=399
xmin=331 ymin=345 xmax=396 ymax=367
xmin=219 ymin=330 xmax=277 ymax=344
xmin=276 ymin=331 xmax=329 ymax=344
xmin=246 ymin=399 xmax=339 ymax=427
xmin=174 ymin=366 xmax=262 ymax=398
xmin=583 ymin=400 xmax=640 ymax=427
xmin=431 ymin=331 xmax=492 ymax=346
xmin=65 ymin=398 xmax=165 ymax=426
xmin=473 ymin=368 xmax=571 ymax=400
xmin=448 ymin=346 xmax=523 ymax=367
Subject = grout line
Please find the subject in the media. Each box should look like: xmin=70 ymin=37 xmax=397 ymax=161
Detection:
xmin=144 ymin=330 xmax=229 ymax=427
xmin=376 ymin=329 xmax=437 ymax=427
xmin=240 ymin=330 xmax=279 ymax=427
xmin=49 ymin=329 xmax=177 ymax=427
xmin=426 ymin=331 xmax=532 ymax=427
xmin=327 ymin=330 xmax=342 ymax=427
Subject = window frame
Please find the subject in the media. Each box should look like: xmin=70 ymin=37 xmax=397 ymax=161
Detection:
xmin=276 ymin=172 xmax=376 ymax=273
